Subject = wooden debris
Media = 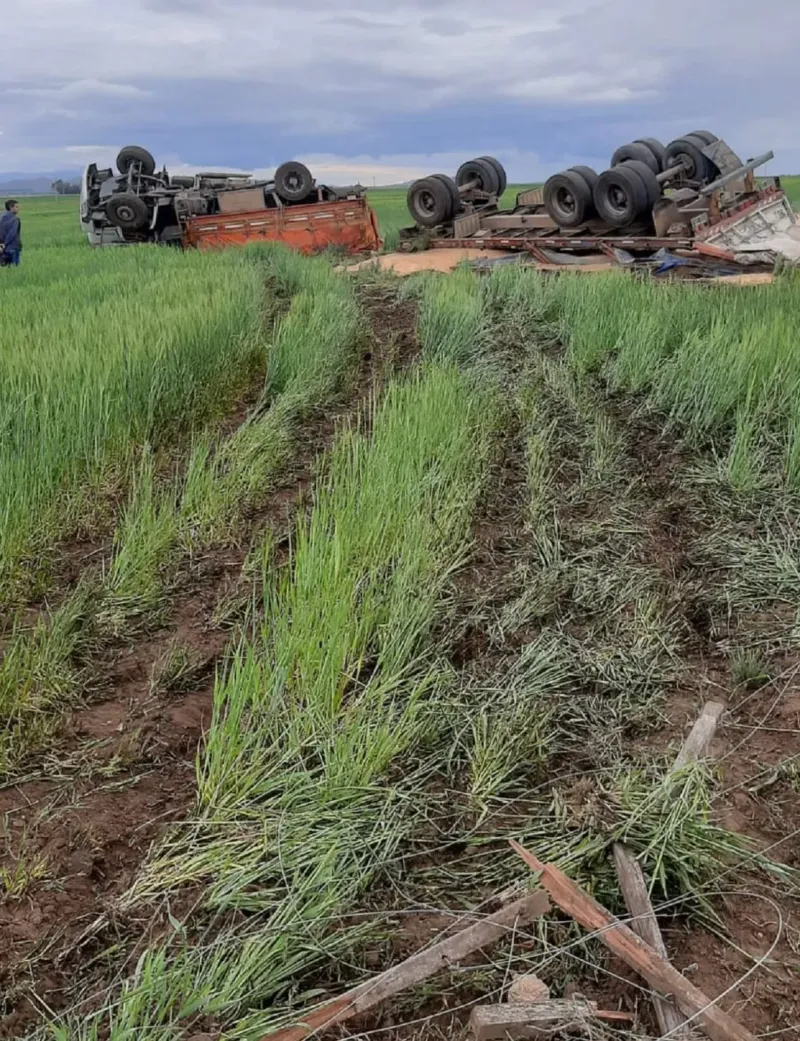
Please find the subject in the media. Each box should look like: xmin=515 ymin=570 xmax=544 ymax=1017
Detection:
xmin=674 ymin=701 xmax=725 ymax=770
xmin=508 ymin=972 xmax=550 ymax=1004
xmin=258 ymin=890 xmax=551 ymax=1041
xmin=607 ymin=702 xmax=726 ymax=1035
xmin=511 ymin=841 xmax=757 ymax=1041
xmin=613 ymin=842 xmax=688 ymax=1037
xmin=470 ymin=1001 xmax=597 ymax=1040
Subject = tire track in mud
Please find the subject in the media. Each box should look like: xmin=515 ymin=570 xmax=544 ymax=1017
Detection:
xmin=380 ymin=341 xmax=800 ymax=1039
xmin=0 ymin=278 xmax=420 ymax=1038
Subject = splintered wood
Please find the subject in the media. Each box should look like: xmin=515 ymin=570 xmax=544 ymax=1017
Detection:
xmin=511 ymin=841 xmax=757 ymax=1041
xmin=674 ymin=701 xmax=725 ymax=770
xmin=471 ymin=1002 xmax=635 ymax=1040
xmin=612 ymin=841 xmax=688 ymax=1037
xmin=471 ymin=1001 xmax=598 ymax=1040
xmin=609 ymin=701 xmax=727 ymax=1036
xmin=258 ymin=890 xmax=550 ymax=1041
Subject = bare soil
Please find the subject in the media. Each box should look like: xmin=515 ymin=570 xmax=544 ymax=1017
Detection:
xmin=0 ymin=279 xmax=420 ymax=1037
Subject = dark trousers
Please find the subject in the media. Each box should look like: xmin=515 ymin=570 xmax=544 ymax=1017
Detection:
xmin=1 ymin=249 xmax=20 ymax=267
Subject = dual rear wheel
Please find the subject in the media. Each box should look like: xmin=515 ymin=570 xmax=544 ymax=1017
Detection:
xmin=407 ymin=155 xmax=507 ymax=227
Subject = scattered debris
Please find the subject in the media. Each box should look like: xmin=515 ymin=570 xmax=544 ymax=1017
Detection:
xmin=507 ymin=972 xmax=551 ymax=1004
xmin=344 ymin=248 xmax=513 ymax=276
xmin=612 ymin=842 xmax=688 ymax=1037
xmin=511 ymin=842 xmax=757 ymax=1041
xmin=673 ymin=702 xmax=725 ymax=770
xmin=470 ymin=1000 xmax=619 ymax=1040
xmin=609 ymin=702 xmax=727 ymax=1037
xmin=258 ymin=890 xmax=551 ymax=1041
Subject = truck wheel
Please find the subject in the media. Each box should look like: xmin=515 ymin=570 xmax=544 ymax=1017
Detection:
xmin=610 ymin=141 xmax=660 ymax=174
xmin=543 ymin=170 xmax=594 ymax=228
xmin=633 ymin=138 xmax=666 ymax=171
xmin=664 ymin=137 xmax=711 ymax=182
xmin=456 ymin=158 xmax=500 ymax=195
xmin=568 ymin=165 xmax=599 ymax=194
xmin=106 ymin=192 xmax=150 ymax=230
xmin=432 ymin=174 xmax=462 ymax=217
xmin=117 ymin=146 xmax=156 ymax=176
xmin=407 ymin=177 xmax=454 ymax=227
xmin=615 ymin=160 xmax=661 ymax=207
xmin=688 ymin=130 xmax=718 ymax=145
xmin=594 ymin=165 xmax=650 ymax=227
xmin=479 ymin=156 xmax=508 ymax=195
xmin=274 ymin=161 xmax=314 ymax=203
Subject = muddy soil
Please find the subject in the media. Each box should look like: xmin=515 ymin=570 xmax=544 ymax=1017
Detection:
xmin=0 ymin=279 xmax=420 ymax=1037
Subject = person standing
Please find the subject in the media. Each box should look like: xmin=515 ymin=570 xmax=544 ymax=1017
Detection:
xmin=0 ymin=200 xmax=22 ymax=266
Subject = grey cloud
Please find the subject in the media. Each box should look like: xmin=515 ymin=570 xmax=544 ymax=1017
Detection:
xmin=419 ymin=17 xmax=472 ymax=36
xmin=2 ymin=0 xmax=800 ymax=173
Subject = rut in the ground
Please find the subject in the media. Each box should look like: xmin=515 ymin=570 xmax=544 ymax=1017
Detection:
xmin=352 ymin=295 xmax=800 ymax=1039
xmin=0 ymin=277 xmax=420 ymax=1038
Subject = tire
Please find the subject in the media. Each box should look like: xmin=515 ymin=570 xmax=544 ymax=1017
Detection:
xmin=480 ymin=156 xmax=508 ymax=195
xmin=663 ymin=137 xmax=711 ymax=182
xmin=170 ymin=175 xmax=195 ymax=188
xmin=633 ymin=138 xmax=666 ymax=171
xmin=568 ymin=165 xmax=599 ymax=194
xmin=688 ymin=130 xmax=718 ymax=145
xmin=616 ymin=159 xmax=661 ymax=207
xmin=456 ymin=158 xmax=500 ymax=195
xmin=432 ymin=174 xmax=462 ymax=217
xmin=593 ymin=165 xmax=650 ymax=227
xmin=105 ymin=192 xmax=150 ymax=230
xmin=543 ymin=170 xmax=594 ymax=228
xmin=117 ymin=145 xmax=156 ymax=177
xmin=407 ymin=177 xmax=454 ymax=227
xmin=610 ymin=141 xmax=660 ymax=175
xmin=274 ymin=161 xmax=314 ymax=203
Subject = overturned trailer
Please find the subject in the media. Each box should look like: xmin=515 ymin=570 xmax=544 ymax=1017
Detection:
xmin=401 ymin=136 xmax=798 ymax=271
xmin=80 ymin=145 xmax=381 ymax=255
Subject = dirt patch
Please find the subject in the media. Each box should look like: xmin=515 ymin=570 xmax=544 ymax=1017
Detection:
xmin=0 ymin=281 xmax=421 ymax=1037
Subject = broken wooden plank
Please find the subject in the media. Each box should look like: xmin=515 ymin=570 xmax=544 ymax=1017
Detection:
xmin=258 ymin=889 xmax=551 ymax=1041
xmin=674 ymin=701 xmax=725 ymax=770
xmin=470 ymin=1001 xmax=597 ymax=1040
xmin=511 ymin=841 xmax=757 ymax=1041
xmin=507 ymin=972 xmax=550 ymax=1003
xmin=613 ymin=842 xmax=688 ymax=1038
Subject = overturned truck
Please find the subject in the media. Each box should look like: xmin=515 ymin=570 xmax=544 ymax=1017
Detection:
xmin=403 ymin=134 xmax=798 ymax=269
xmin=80 ymin=145 xmax=380 ymax=255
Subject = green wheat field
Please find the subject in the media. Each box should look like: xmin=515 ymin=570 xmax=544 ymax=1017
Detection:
xmin=0 ymin=184 xmax=799 ymax=1040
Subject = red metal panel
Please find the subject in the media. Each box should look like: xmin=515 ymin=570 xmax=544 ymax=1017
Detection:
xmin=182 ymin=197 xmax=381 ymax=255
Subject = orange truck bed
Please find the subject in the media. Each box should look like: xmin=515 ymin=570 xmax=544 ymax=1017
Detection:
xmin=182 ymin=196 xmax=381 ymax=255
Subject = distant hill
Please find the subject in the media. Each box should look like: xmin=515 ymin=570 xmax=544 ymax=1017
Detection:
xmin=0 ymin=171 xmax=81 ymax=196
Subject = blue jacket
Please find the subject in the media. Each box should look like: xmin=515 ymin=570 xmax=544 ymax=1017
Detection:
xmin=0 ymin=211 xmax=21 ymax=252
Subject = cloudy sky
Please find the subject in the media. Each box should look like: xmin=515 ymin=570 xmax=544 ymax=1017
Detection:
xmin=1 ymin=0 xmax=798 ymax=183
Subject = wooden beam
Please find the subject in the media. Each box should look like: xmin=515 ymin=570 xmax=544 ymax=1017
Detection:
xmin=612 ymin=842 xmax=688 ymax=1037
xmin=470 ymin=1001 xmax=597 ymax=1040
xmin=511 ymin=842 xmax=757 ymax=1041
xmin=674 ymin=702 xmax=725 ymax=770
xmin=258 ymin=890 xmax=551 ymax=1041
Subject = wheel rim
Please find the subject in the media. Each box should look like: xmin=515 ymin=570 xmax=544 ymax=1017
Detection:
xmin=285 ymin=172 xmax=302 ymax=192
xmin=608 ymin=186 xmax=629 ymax=217
xmin=417 ymin=189 xmax=437 ymax=217
xmin=555 ymin=186 xmax=576 ymax=217
xmin=116 ymin=203 xmax=136 ymax=223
